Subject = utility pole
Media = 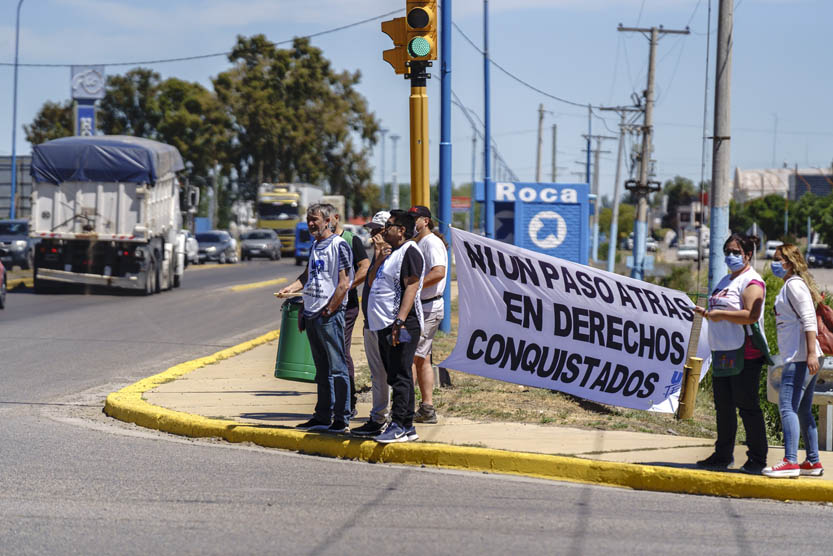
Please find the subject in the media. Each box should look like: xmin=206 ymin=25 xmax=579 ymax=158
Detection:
xmin=379 ymin=128 xmax=388 ymax=205
xmin=470 ymin=133 xmax=476 ymax=231
xmin=583 ymin=135 xmax=615 ymax=262
xmin=707 ymin=1 xmax=731 ymax=292
xmin=618 ymin=23 xmax=690 ymax=280
xmin=551 ymin=124 xmax=557 ymax=182
xmin=390 ymin=134 xmax=401 ymax=209
xmin=536 ymin=103 xmax=545 ymax=182
xmin=600 ymin=106 xmax=642 ymax=273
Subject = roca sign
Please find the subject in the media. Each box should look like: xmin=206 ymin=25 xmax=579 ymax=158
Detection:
xmin=490 ymin=181 xmax=589 ymax=264
xmin=495 ymin=182 xmax=579 ymax=204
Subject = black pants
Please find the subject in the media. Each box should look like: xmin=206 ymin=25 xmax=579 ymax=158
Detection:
xmin=377 ymin=325 xmax=420 ymax=428
xmin=712 ymin=357 xmax=768 ymax=466
xmin=343 ymin=305 xmax=360 ymax=410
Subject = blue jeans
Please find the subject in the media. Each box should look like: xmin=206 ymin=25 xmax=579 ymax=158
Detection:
xmin=779 ymin=361 xmax=819 ymax=464
xmin=305 ymin=310 xmax=351 ymax=424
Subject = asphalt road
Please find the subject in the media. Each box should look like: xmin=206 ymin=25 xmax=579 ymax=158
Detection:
xmin=2 ymin=260 xmax=833 ymax=554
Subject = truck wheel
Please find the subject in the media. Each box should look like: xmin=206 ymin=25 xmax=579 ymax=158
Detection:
xmin=144 ymin=262 xmax=155 ymax=296
xmin=174 ymin=273 xmax=181 ymax=288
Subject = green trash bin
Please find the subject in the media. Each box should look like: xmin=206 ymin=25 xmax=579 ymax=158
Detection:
xmin=274 ymin=297 xmax=317 ymax=383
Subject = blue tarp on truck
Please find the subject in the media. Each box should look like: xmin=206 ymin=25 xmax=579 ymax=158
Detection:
xmin=31 ymin=135 xmax=185 ymax=185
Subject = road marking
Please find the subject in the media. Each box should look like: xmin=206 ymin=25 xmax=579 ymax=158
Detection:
xmin=229 ymin=277 xmax=288 ymax=292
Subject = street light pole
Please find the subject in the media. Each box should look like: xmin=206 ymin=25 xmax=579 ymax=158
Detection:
xmin=10 ymin=0 xmax=25 ymax=219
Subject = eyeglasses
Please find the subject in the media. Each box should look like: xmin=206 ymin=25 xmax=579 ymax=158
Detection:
xmin=723 ymin=248 xmax=743 ymax=256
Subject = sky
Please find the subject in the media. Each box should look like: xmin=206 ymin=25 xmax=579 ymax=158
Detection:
xmin=2 ymin=0 xmax=832 ymax=203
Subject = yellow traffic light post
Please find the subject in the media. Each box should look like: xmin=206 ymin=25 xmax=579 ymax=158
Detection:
xmin=382 ymin=1 xmax=437 ymax=209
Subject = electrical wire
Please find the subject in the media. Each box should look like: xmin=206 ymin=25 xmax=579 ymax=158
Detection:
xmin=0 ymin=9 xmax=402 ymax=68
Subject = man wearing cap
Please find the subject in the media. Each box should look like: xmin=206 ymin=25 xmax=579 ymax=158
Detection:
xmin=408 ymin=205 xmax=448 ymax=424
xmin=366 ymin=211 xmax=424 ymax=443
xmin=351 ymin=210 xmax=394 ymax=437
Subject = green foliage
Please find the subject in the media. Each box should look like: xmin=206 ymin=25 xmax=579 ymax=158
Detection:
xmin=760 ymin=271 xmax=783 ymax=442
xmin=659 ymin=176 xmax=698 ymax=230
xmin=23 ymin=100 xmax=73 ymax=144
xmin=657 ymin=265 xmax=695 ymax=294
xmin=26 ymin=35 xmax=380 ymax=222
xmin=729 ymin=192 xmax=833 ymax=243
xmin=597 ymin=203 xmax=636 ymax=247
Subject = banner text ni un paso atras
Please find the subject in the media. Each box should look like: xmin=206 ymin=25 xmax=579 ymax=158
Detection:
xmin=441 ymin=229 xmax=698 ymax=412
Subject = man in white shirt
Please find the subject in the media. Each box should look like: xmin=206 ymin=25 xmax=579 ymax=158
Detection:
xmin=408 ymin=205 xmax=448 ymax=424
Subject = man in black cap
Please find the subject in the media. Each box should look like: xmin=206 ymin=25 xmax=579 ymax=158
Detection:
xmin=408 ymin=205 xmax=448 ymax=424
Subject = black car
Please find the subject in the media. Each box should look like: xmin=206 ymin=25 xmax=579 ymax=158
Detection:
xmin=196 ymin=230 xmax=237 ymax=264
xmin=807 ymin=245 xmax=833 ymax=269
xmin=240 ymin=229 xmax=281 ymax=261
xmin=0 ymin=219 xmax=34 ymax=270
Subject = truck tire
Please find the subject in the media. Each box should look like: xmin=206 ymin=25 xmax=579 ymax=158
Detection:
xmin=144 ymin=261 xmax=155 ymax=296
xmin=173 ymin=273 xmax=181 ymax=288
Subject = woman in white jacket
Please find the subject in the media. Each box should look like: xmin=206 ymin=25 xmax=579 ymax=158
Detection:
xmin=763 ymin=244 xmax=824 ymax=478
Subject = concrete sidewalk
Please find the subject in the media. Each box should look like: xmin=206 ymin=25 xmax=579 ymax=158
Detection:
xmin=143 ymin=336 xmax=833 ymax=474
xmin=103 ymin=282 xmax=833 ymax=501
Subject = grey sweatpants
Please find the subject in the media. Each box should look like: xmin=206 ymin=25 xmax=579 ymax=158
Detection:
xmin=363 ymin=326 xmax=390 ymax=424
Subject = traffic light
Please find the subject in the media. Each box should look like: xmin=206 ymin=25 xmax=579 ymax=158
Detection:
xmin=381 ymin=17 xmax=408 ymax=75
xmin=406 ymin=1 xmax=437 ymax=61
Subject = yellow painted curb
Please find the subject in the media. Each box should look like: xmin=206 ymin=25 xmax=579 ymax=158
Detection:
xmin=8 ymin=277 xmax=33 ymax=289
xmin=230 ymin=277 xmax=288 ymax=292
xmin=104 ymin=332 xmax=833 ymax=503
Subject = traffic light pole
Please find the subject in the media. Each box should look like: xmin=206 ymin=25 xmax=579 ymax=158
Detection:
xmin=409 ymin=61 xmax=431 ymax=208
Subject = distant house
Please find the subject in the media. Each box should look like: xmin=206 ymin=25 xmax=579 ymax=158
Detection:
xmin=734 ymin=167 xmax=833 ymax=202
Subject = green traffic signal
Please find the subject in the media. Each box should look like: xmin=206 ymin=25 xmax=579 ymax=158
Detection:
xmin=408 ymin=37 xmax=432 ymax=58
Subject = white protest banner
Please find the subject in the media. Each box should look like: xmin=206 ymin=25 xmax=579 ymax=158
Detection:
xmin=441 ymin=228 xmax=703 ymax=412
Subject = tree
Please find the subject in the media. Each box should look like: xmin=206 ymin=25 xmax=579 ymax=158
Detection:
xmin=659 ymin=175 xmax=698 ymax=231
xmin=23 ymin=100 xmax=73 ymax=145
xmin=598 ymin=203 xmax=636 ymax=247
xmin=213 ymin=35 xmax=379 ymax=213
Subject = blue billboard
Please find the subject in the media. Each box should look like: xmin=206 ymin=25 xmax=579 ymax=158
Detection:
xmin=475 ymin=181 xmax=590 ymax=264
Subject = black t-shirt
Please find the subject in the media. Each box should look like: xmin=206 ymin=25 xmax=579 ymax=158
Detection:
xmin=345 ymin=233 xmax=368 ymax=310
xmin=398 ymin=243 xmax=424 ymax=330
xmin=361 ymin=243 xmax=423 ymax=330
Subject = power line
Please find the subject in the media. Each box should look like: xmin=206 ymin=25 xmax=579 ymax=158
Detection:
xmin=0 ymin=9 xmax=402 ymax=68
xmin=451 ymin=21 xmax=593 ymax=109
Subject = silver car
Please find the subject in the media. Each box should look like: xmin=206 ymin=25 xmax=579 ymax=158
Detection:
xmin=240 ymin=229 xmax=282 ymax=261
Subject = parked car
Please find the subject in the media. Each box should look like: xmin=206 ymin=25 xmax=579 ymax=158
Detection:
xmin=765 ymin=240 xmax=783 ymax=259
xmin=807 ymin=244 xmax=833 ymax=269
xmin=240 ymin=229 xmax=281 ymax=261
xmin=677 ymin=245 xmax=700 ymax=261
xmin=0 ymin=249 xmax=6 ymax=309
xmin=196 ymin=230 xmax=237 ymax=264
xmin=295 ymin=222 xmax=312 ymax=266
xmin=646 ymin=238 xmax=659 ymax=252
xmin=0 ymin=219 xmax=34 ymax=270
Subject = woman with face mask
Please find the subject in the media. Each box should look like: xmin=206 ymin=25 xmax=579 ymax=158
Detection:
xmin=693 ymin=233 xmax=770 ymax=474
xmin=762 ymin=244 xmax=824 ymax=478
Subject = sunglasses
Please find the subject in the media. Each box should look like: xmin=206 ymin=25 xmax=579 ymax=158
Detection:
xmin=723 ymin=248 xmax=743 ymax=256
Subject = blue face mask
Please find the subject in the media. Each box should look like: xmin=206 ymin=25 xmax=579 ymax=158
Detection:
xmin=725 ymin=253 xmax=745 ymax=271
xmin=771 ymin=261 xmax=787 ymax=279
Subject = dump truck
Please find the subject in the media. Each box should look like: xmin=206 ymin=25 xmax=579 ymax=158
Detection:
xmin=29 ymin=135 xmax=188 ymax=294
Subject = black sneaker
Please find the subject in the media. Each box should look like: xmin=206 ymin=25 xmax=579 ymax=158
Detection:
xmin=414 ymin=403 xmax=437 ymax=424
xmin=296 ymin=418 xmax=330 ymax=431
xmin=696 ymin=453 xmax=734 ymax=470
xmin=327 ymin=421 xmax=349 ymax=434
xmin=739 ymin=460 xmax=766 ymax=475
xmin=351 ymin=420 xmax=385 ymax=437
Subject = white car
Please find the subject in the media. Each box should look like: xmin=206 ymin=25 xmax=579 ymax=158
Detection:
xmin=677 ymin=246 xmax=700 ymax=261
xmin=765 ymin=240 xmax=783 ymax=259
xmin=646 ymin=238 xmax=659 ymax=252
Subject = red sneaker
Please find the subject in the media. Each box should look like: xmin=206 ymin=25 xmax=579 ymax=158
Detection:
xmin=762 ymin=459 xmax=800 ymax=478
xmin=799 ymin=460 xmax=824 ymax=477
